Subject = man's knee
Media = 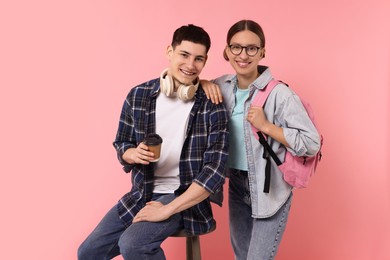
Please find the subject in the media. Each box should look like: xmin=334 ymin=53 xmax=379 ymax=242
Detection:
xmin=118 ymin=232 xmax=158 ymax=258
xmin=118 ymin=234 xmax=138 ymax=255
xmin=77 ymin=240 xmax=92 ymax=260
xmin=77 ymin=235 xmax=107 ymax=260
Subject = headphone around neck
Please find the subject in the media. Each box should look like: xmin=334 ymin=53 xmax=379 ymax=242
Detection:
xmin=160 ymin=69 xmax=199 ymax=101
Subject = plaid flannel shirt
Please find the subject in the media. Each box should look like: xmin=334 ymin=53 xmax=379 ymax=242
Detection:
xmin=112 ymin=78 xmax=229 ymax=235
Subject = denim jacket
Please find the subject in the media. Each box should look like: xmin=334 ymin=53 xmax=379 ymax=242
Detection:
xmin=213 ymin=66 xmax=321 ymax=217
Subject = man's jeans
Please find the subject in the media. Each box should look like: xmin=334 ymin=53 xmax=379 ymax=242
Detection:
xmin=78 ymin=194 xmax=183 ymax=260
xmin=229 ymin=169 xmax=292 ymax=260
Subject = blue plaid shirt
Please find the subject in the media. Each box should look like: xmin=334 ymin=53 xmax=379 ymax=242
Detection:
xmin=112 ymin=78 xmax=229 ymax=235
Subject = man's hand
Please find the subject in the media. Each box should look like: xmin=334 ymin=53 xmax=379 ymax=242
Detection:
xmin=133 ymin=201 xmax=173 ymax=223
xmin=122 ymin=142 xmax=155 ymax=165
xmin=200 ymin=80 xmax=223 ymax=104
xmin=133 ymin=183 xmax=210 ymax=223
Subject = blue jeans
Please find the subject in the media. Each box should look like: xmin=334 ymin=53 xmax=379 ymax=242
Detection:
xmin=229 ymin=169 xmax=292 ymax=260
xmin=78 ymin=194 xmax=183 ymax=260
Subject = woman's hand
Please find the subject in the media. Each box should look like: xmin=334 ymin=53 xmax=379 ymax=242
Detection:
xmin=247 ymin=105 xmax=290 ymax=147
xmin=247 ymin=106 xmax=270 ymax=133
xmin=200 ymin=80 xmax=223 ymax=104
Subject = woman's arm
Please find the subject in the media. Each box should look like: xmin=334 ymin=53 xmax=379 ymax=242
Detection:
xmin=247 ymin=106 xmax=290 ymax=148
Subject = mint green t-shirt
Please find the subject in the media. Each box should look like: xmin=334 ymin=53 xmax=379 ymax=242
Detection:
xmin=228 ymin=87 xmax=249 ymax=170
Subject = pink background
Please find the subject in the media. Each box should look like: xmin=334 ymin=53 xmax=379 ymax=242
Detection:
xmin=1 ymin=0 xmax=389 ymax=259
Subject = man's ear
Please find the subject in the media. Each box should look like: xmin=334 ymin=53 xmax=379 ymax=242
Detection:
xmin=166 ymin=45 xmax=173 ymax=57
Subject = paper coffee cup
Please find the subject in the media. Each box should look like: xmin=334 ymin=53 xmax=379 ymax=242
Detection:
xmin=143 ymin=133 xmax=163 ymax=162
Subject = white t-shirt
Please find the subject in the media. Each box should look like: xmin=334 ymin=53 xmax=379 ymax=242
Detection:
xmin=153 ymin=92 xmax=194 ymax=193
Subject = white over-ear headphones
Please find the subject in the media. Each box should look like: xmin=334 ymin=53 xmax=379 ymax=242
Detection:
xmin=160 ymin=69 xmax=199 ymax=101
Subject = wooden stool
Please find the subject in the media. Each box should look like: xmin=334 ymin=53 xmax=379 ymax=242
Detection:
xmin=170 ymin=225 xmax=216 ymax=260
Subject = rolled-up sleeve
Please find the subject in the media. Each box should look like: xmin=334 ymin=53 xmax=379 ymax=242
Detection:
xmin=194 ymin=101 xmax=229 ymax=193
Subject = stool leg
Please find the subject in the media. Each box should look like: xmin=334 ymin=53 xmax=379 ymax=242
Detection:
xmin=186 ymin=236 xmax=201 ymax=260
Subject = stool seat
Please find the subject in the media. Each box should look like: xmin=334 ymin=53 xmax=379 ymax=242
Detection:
xmin=170 ymin=225 xmax=216 ymax=260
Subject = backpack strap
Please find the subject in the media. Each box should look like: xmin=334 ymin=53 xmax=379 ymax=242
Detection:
xmin=251 ymin=79 xmax=281 ymax=140
xmin=257 ymin=131 xmax=282 ymax=192
xmin=251 ymin=79 xmax=283 ymax=193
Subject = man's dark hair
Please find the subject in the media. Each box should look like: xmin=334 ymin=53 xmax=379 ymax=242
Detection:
xmin=171 ymin=24 xmax=211 ymax=53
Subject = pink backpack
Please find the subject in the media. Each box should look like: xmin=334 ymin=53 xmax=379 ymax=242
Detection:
xmin=251 ymin=79 xmax=323 ymax=192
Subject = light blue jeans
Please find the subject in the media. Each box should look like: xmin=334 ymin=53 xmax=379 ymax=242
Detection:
xmin=78 ymin=194 xmax=183 ymax=260
xmin=229 ymin=169 xmax=292 ymax=260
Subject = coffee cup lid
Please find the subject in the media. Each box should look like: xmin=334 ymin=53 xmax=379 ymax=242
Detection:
xmin=143 ymin=133 xmax=163 ymax=145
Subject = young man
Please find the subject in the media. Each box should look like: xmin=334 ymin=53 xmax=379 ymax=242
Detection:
xmin=78 ymin=24 xmax=229 ymax=260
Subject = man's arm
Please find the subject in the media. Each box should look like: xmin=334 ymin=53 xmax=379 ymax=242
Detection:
xmin=133 ymin=182 xmax=210 ymax=223
xmin=112 ymin=96 xmax=137 ymax=171
xmin=113 ymin=87 xmax=155 ymax=170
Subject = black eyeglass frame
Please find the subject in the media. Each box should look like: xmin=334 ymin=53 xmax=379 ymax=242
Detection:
xmin=228 ymin=44 xmax=261 ymax=57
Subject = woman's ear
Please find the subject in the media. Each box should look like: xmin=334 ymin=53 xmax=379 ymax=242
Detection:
xmin=223 ymin=46 xmax=229 ymax=61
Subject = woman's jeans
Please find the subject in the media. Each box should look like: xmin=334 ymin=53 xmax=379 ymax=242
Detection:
xmin=78 ymin=194 xmax=183 ymax=260
xmin=229 ymin=169 xmax=292 ymax=260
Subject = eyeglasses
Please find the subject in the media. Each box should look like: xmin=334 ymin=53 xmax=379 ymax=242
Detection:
xmin=228 ymin=44 xmax=261 ymax=57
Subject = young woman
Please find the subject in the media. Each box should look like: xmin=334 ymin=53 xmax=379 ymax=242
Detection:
xmin=203 ymin=20 xmax=321 ymax=259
